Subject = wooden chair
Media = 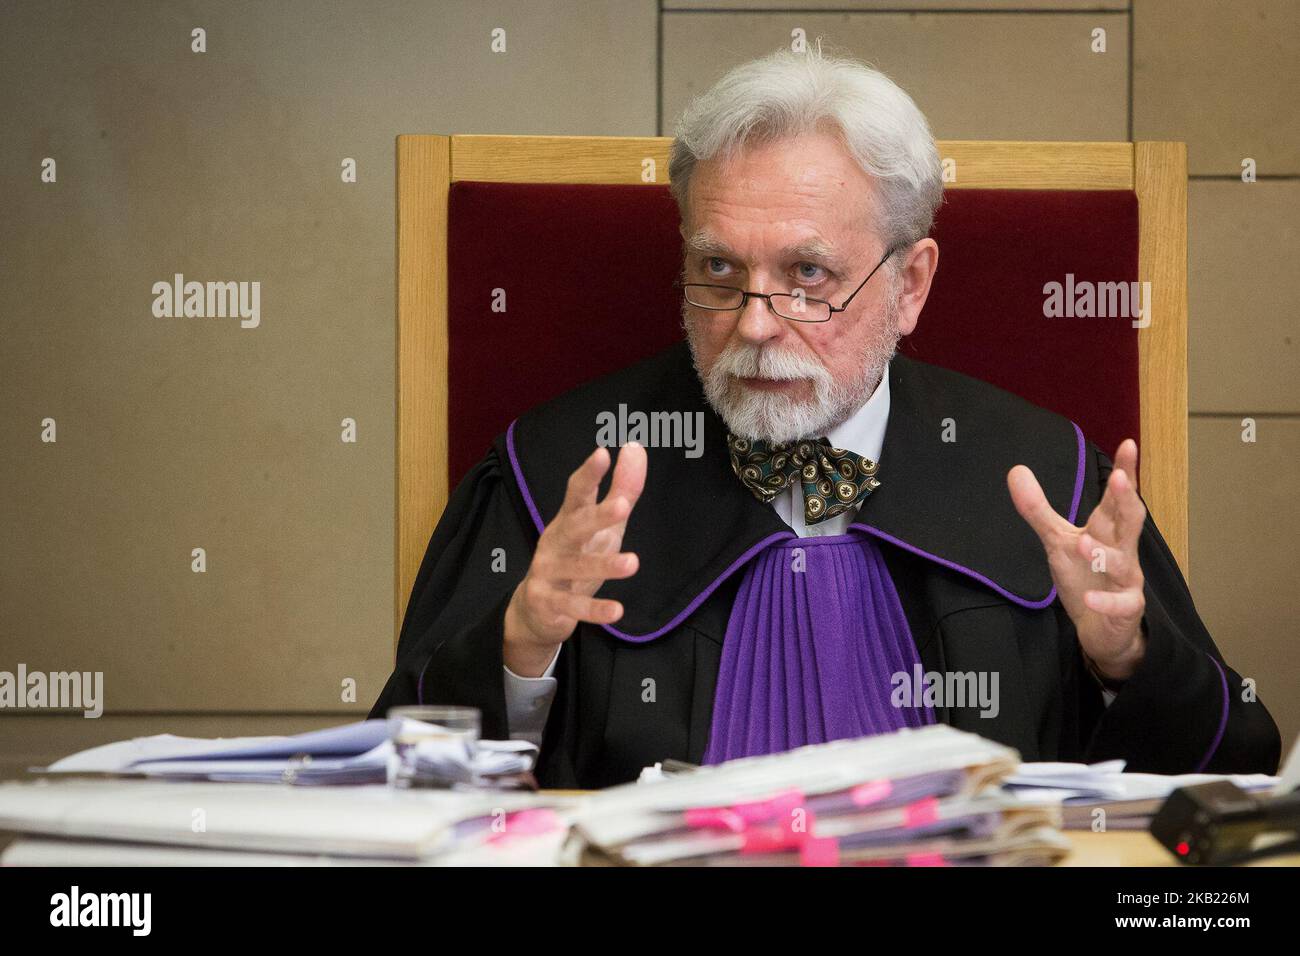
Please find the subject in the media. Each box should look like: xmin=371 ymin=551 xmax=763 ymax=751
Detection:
xmin=395 ymin=135 xmax=1188 ymax=643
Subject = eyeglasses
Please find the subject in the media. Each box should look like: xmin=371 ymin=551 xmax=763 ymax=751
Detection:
xmin=675 ymin=244 xmax=903 ymax=324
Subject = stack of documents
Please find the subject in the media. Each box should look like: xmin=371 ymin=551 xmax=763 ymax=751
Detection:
xmin=0 ymin=779 xmax=570 ymax=862
xmin=565 ymin=724 xmax=1068 ymax=866
xmin=1003 ymin=761 xmax=1280 ymax=829
xmin=38 ymin=719 xmax=538 ymax=788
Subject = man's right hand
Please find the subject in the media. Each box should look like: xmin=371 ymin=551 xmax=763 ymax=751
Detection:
xmin=503 ymin=442 xmax=647 ymax=676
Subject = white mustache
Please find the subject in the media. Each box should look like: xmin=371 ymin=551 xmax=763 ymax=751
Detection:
xmin=711 ymin=343 xmax=831 ymax=384
xmin=684 ymin=301 xmax=899 ymax=443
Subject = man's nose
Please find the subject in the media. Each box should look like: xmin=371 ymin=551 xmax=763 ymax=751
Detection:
xmin=734 ymin=289 xmax=785 ymax=345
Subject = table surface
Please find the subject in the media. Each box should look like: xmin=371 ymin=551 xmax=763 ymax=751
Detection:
xmin=1062 ymin=830 xmax=1299 ymax=866
xmin=2 ymin=823 xmax=1297 ymax=867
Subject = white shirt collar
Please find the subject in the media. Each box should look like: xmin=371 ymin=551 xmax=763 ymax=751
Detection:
xmin=772 ymin=360 xmax=891 ymax=536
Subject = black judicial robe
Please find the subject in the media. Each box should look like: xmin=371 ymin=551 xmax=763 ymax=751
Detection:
xmin=370 ymin=342 xmax=1281 ymax=788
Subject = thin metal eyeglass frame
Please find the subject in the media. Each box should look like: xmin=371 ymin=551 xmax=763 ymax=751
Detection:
xmin=675 ymin=243 xmax=904 ymax=324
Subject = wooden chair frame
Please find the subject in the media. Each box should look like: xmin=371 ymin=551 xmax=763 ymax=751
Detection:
xmin=395 ymin=135 xmax=1189 ymax=643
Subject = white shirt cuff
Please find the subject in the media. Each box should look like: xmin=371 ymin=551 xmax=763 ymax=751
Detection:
xmin=503 ymin=647 xmax=560 ymax=746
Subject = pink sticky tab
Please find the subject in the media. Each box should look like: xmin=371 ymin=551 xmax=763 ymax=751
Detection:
xmin=903 ymin=796 xmax=939 ymax=828
xmin=905 ymin=852 xmax=948 ymax=867
xmin=486 ymin=808 xmax=561 ymax=844
xmin=684 ymin=807 xmax=745 ymax=832
xmin=800 ymin=837 xmax=840 ymax=867
xmin=734 ymin=788 xmax=805 ymax=825
xmin=850 ymin=779 xmax=893 ymax=807
xmin=741 ymin=825 xmax=797 ymax=854
xmin=506 ymin=808 xmax=560 ymax=835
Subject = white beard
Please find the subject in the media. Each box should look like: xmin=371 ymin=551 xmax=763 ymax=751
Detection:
xmin=685 ymin=298 xmax=901 ymax=444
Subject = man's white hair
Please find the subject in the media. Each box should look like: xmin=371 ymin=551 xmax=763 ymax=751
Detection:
xmin=668 ymin=45 xmax=943 ymax=263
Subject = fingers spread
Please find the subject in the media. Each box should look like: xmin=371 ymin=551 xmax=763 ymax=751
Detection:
xmin=1086 ymin=477 xmax=1119 ymax=543
xmin=1111 ymin=438 xmax=1139 ymax=489
xmin=1113 ymin=467 xmax=1148 ymax=546
xmin=1096 ymin=464 xmax=1146 ymax=548
xmin=608 ymin=441 xmax=648 ymax=509
xmin=544 ymin=549 xmax=638 ymax=583
xmin=1083 ymin=587 xmax=1144 ymax=619
xmin=1007 ymin=464 xmax=1067 ymax=545
xmin=545 ymin=588 xmax=624 ymax=626
xmin=559 ymin=446 xmax=612 ymax=518
xmin=1076 ymin=532 xmax=1140 ymax=587
xmin=548 ymin=493 xmax=631 ymax=552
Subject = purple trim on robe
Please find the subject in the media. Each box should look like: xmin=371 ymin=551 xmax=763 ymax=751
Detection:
xmin=848 ymin=524 xmax=1059 ymax=611
xmin=601 ymin=531 xmax=798 ymax=644
xmin=505 ymin=421 xmax=548 ymax=535
xmin=702 ymin=532 xmax=934 ymax=764
xmin=1195 ymin=655 xmax=1230 ymax=772
xmin=848 ymin=421 xmax=1087 ymax=610
xmin=1069 ymin=420 xmax=1087 ymax=520
xmin=503 ymin=418 xmax=1087 ymax=633
xmin=506 ymin=420 xmax=797 ymax=643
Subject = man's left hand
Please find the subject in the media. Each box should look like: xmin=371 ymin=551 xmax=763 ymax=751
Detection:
xmin=1007 ymin=438 xmax=1147 ymax=682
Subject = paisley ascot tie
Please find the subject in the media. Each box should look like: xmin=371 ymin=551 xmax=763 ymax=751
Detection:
xmin=726 ymin=434 xmax=881 ymax=525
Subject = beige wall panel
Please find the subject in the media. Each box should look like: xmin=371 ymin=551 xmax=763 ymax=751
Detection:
xmin=1188 ymin=181 xmax=1300 ymax=414
xmin=663 ymin=12 xmax=1129 ymax=141
xmin=1189 ymin=416 xmax=1299 ymax=758
xmin=0 ymin=714 xmax=349 ymax=783
xmin=1134 ymin=0 xmax=1299 ymax=175
xmin=0 ymin=0 xmax=658 ymax=711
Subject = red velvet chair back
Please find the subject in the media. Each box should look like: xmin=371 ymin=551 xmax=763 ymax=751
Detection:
xmin=446 ymin=181 xmax=1139 ymax=487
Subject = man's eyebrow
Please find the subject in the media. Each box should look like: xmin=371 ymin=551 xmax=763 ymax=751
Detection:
xmin=683 ymin=232 xmax=844 ymax=267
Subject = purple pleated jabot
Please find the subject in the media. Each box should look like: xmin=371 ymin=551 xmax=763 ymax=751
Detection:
xmin=702 ymin=531 xmax=934 ymax=764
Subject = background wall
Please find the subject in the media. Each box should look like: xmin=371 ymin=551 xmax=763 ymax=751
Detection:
xmin=1 ymin=0 xmax=1295 ymax=776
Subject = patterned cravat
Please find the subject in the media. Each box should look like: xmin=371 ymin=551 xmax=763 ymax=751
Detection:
xmin=726 ymin=434 xmax=881 ymax=525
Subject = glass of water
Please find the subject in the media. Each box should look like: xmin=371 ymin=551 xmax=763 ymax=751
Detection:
xmin=386 ymin=705 xmax=481 ymax=789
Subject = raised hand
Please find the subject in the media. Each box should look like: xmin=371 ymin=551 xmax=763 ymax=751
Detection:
xmin=1007 ymin=439 xmax=1148 ymax=682
xmin=503 ymin=442 xmax=647 ymax=676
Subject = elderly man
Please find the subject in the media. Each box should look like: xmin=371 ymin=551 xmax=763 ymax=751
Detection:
xmin=371 ymin=49 xmax=1280 ymax=788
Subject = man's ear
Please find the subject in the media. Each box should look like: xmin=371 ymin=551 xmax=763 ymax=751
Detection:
xmin=894 ymin=238 xmax=939 ymax=337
